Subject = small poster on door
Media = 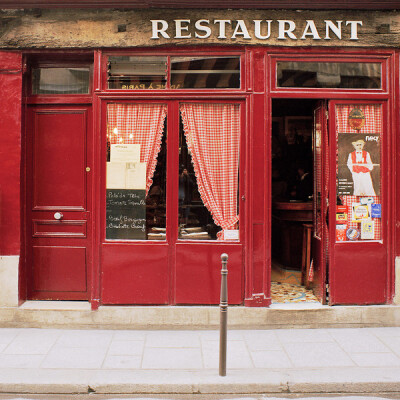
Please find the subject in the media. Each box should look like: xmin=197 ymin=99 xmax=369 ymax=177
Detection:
xmin=361 ymin=220 xmax=375 ymax=240
xmin=337 ymin=133 xmax=380 ymax=196
xmin=371 ymin=203 xmax=382 ymax=218
xmin=336 ymin=224 xmax=347 ymax=241
xmin=351 ymin=203 xmax=371 ymax=222
xmin=336 ymin=205 xmax=348 ymax=223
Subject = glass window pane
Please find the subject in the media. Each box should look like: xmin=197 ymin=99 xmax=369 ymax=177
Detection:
xmin=106 ymin=103 xmax=167 ymax=240
xmin=171 ymin=56 xmax=240 ymax=89
xmin=335 ymin=104 xmax=382 ymax=242
xmin=277 ymin=62 xmax=381 ymax=89
xmin=108 ymin=56 xmax=167 ymax=89
xmin=32 ymin=67 xmax=90 ymax=94
xmin=179 ymin=103 xmax=240 ymax=241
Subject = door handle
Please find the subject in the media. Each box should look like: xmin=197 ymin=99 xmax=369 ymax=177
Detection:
xmin=54 ymin=212 xmax=63 ymax=220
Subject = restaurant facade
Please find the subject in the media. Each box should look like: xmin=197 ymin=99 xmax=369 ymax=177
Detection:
xmin=0 ymin=1 xmax=400 ymax=311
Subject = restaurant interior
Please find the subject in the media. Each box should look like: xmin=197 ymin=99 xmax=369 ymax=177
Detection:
xmin=271 ymin=99 xmax=320 ymax=304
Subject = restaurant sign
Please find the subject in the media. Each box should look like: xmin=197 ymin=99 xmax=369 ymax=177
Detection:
xmin=151 ymin=19 xmax=363 ymax=41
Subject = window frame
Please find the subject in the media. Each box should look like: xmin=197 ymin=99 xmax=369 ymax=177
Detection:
xmin=101 ymin=49 xmax=245 ymax=93
xmin=26 ymin=58 xmax=94 ymax=100
xmin=268 ymin=51 xmax=390 ymax=97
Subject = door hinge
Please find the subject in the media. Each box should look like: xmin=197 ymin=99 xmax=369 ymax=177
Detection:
xmin=325 ymin=110 xmax=329 ymax=120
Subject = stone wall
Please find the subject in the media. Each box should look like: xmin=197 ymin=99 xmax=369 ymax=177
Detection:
xmin=0 ymin=8 xmax=398 ymax=48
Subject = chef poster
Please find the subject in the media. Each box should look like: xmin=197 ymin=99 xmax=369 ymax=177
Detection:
xmin=337 ymin=133 xmax=380 ymax=196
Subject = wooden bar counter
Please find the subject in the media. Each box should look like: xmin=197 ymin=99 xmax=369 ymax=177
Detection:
xmin=272 ymin=201 xmax=313 ymax=271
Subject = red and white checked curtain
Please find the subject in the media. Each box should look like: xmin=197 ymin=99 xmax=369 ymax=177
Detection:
xmin=336 ymin=104 xmax=382 ymax=240
xmin=107 ymin=103 xmax=167 ymax=194
xmin=336 ymin=104 xmax=382 ymax=134
xmin=180 ymin=103 xmax=240 ymax=239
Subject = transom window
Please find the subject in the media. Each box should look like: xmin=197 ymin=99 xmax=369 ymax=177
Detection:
xmin=277 ymin=61 xmax=381 ymax=89
xmin=107 ymin=55 xmax=241 ymax=89
xmin=32 ymin=67 xmax=90 ymax=94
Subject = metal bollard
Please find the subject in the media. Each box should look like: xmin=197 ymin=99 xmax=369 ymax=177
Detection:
xmin=219 ymin=253 xmax=228 ymax=377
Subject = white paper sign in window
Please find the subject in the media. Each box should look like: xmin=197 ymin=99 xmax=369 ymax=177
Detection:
xmin=110 ymin=144 xmax=141 ymax=163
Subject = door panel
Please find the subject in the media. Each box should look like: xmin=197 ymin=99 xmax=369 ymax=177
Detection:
xmin=101 ymin=243 xmax=170 ymax=304
xmin=331 ymin=242 xmax=386 ymax=304
xmin=175 ymin=242 xmax=243 ymax=304
xmin=33 ymin=111 xmax=86 ymax=209
xmin=32 ymin=246 xmax=87 ymax=292
xmin=27 ymin=106 xmax=92 ymax=300
xmin=32 ymin=219 xmax=87 ymax=237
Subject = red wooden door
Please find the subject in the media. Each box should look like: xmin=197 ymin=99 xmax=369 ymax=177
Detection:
xmin=311 ymin=100 xmax=389 ymax=305
xmin=329 ymin=101 xmax=388 ymax=305
xmin=311 ymin=101 xmax=329 ymax=303
xmin=26 ymin=106 xmax=92 ymax=300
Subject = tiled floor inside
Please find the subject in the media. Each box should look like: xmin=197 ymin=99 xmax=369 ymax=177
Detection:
xmin=271 ymin=259 xmax=319 ymax=303
xmin=271 ymin=282 xmax=319 ymax=303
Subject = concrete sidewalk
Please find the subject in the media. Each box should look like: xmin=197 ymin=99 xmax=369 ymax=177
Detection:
xmin=0 ymin=327 xmax=400 ymax=395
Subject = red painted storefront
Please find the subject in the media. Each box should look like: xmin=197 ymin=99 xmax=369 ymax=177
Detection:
xmin=0 ymin=37 xmax=398 ymax=308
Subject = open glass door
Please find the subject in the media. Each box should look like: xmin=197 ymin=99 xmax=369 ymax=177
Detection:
xmin=311 ymin=101 xmax=329 ymax=303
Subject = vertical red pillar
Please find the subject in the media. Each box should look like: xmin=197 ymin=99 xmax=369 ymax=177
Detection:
xmin=244 ymin=49 xmax=270 ymax=306
xmin=0 ymin=51 xmax=22 ymax=255
xmin=0 ymin=51 xmax=23 ymax=304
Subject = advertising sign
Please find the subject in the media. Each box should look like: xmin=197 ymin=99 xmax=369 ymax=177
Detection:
xmin=337 ymin=133 xmax=380 ymax=196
